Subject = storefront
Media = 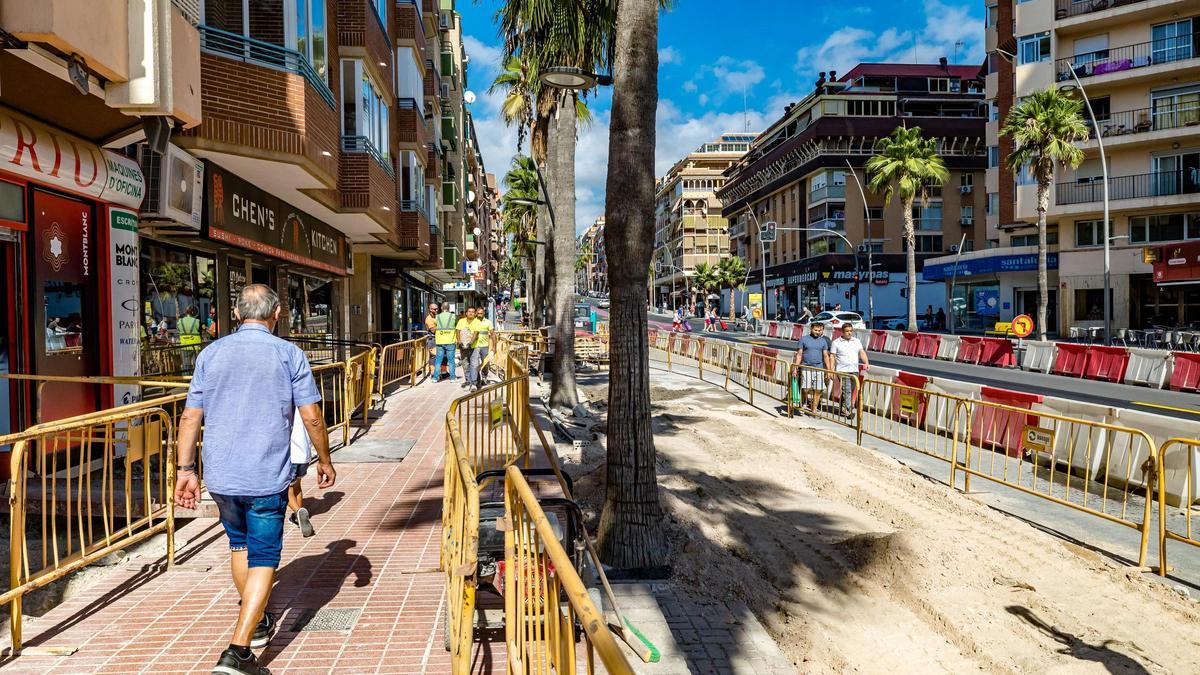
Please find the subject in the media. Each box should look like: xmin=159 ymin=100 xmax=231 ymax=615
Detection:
xmin=923 ymin=248 xmax=1059 ymax=333
xmin=0 ymin=105 xmax=145 ymax=433
xmin=202 ymin=162 xmax=349 ymax=339
xmin=1146 ymin=241 xmax=1200 ymax=328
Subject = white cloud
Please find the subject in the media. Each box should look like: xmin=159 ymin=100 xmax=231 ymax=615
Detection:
xmin=682 ymin=79 xmax=698 ymax=93
xmin=795 ymin=0 xmax=984 ymax=78
xmin=698 ymin=93 xmax=709 ymax=106
xmin=711 ymin=57 xmax=765 ymax=94
xmin=659 ymin=46 xmax=683 ymax=65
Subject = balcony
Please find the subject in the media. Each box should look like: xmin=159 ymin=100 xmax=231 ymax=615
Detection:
xmin=806 ymin=219 xmax=845 ymax=240
xmin=397 ymin=98 xmax=430 ymax=151
xmin=398 ymin=199 xmax=433 ymax=262
xmin=1056 ymin=35 xmax=1200 ymax=83
xmin=1056 ymin=0 xmax=1146 ymax=19
xmin=1057 ymin=170 xmax=1200 ymax=205
xmin=444 ymin=243 xmax=462 ymax=272
xmin=427 ymin=142 xmax=442 ymax=181
xmin=442 ymin=116 xmax=458 ymax=150
xmin=396 ymin=0 xmax=427 ymax=57
xmin=1082 ymin=104 xmax=1200 ymax=141
xmin=809 ymin=184 xmax=846 ymax=203
xmin=338 ymin=0 xmax=392 ymax=81
xmin=339 ymin=136 xmax=398 ymax=233
xmin=442 ymin=181 xmax=458 ymax=208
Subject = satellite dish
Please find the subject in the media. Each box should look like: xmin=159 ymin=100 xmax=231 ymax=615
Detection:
xmin=468 ymin=190 xmax=477 ymax=203
xmin=464 ymin=91 xmax=477 ymax=104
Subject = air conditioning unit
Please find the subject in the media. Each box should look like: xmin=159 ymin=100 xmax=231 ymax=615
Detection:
xmin=960 ymin=217 xmax=974 ymax=225
xmin=960 ymin=185 xmax=973 ymax=194
xmin=138 ymin=143 xmax=204 ymax=229
xmin=439 ymin=12 xmax=452 ymax=30
xmin=949 ymin=244 xmax=960 ymax=253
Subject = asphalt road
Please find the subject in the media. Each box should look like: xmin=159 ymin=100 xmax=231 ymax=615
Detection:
xmin=582 ymin=298 xmax=1200 ymax=421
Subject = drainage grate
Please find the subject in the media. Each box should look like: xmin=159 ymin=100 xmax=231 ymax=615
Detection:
xmin=290 ymin=607 xmax=362 ymax=632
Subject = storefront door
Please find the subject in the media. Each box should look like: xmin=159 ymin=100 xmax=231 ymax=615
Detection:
xmin=0 ymin=237 xmax=17 ymax=443
xmin=31 ymin=190 xmax=99 ymax=422
xmin=1015 ymin=289 xmax=1058 ymax=333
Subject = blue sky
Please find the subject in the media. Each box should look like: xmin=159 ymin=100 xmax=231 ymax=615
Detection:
xmin=458 ymin=0 xmax=986 ymax=232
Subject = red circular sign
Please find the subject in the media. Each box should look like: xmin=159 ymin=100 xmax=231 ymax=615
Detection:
xmin=1011 ymin=314 xmax=1034 ymax=338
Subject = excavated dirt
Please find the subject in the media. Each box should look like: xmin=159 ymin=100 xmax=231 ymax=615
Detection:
xmin=568 ymin=371 xmax=1200 ymax=674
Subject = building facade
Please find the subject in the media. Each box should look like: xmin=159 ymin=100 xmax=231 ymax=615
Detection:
xmin=577 ymin=218 xmax=603 ymax=295
xmin=652 ymin=133 xmax=754 ymax=311
xmin=968 ymin=0 xmax=1200 ymax=334
xmin=718 ymin=63 xmax=988 ymax=326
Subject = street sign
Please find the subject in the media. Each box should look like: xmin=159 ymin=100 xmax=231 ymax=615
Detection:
xmin=1011 ymin=314 xmax=1034 ymax=338
xmin=1021 ymin=425 xmax=1055 ymax=455
xmin=759 ymin=221 xmax=777 ymax=242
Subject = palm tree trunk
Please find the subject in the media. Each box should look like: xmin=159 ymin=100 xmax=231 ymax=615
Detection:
xmin=597 ymin=0 xmax=667 ymax=572
xmin=532 ymin=206 xmax=548 ymax=326
xmin=549 ymin=99 xmax=579 ymax=410
xmin=1037 ymin=179 xmax=1050 ymax=341
xmin=903 ymin=196 xmax=917 ymax=330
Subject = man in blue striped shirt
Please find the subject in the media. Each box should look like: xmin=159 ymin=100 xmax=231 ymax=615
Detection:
xmin=175 ymin=284 xmax=336 ymax=675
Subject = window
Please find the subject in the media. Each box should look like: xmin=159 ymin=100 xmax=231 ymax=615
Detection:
xmin=1151 ymin=84 xmax=1200 ymax=130
xmin=988 ymin=145 xmax=1000 ymax=168
xmin=1152 ymin=19 xmax=1194 ymax=64
xmin=961 ymin=206 xmax=975 ymax=223
xmin=912 ymin=203 xmax=943 ymax=230
xmin=1018 ymin=32 xmax=1051 ymax=64
xmin=903 ymin=235 xmax=943 ymax=252
xmin=1130 ymin=213 xmax=1200 ymax=243
xmin=929 ymin=78 xmax=951 ymax=93
xmin=987 ymin=192 xmax=999 ymax=216
xmin=1074 ymin=219 xmax=1110 ymax=247
xmin=989 ymin=100 xmax=1000 ymax=122
xmin=0 ymin=180 xmax=24 ymax=225
xmin=372 ymin=0 xmax=387 ymax=24
xmin=961 ymin=174 xmax=974 ymax=188
xmin=867 ymin=207 xmax=885 ymax=221
xmin=1016 ymin=163 xmax=1037 ymax=186
xmin=846 ymin=99 xmax=896 ymax=116
xmin=288 ymin=272 xmax=335 ymax=336
xmin=986 ymin=3 xmax=998 ymax=27
xmin=341 ymin=60 xmax=390 ymax=161
xmin=1074 ymin=288 xmax=1112 ymax=321
xmin=290 ymin=0 xmax=327 ymax=83
xmin=1011 ymin=231 xmax=1058 ymax=247
xmin=43 ymin=281 xmax=84 ymax=356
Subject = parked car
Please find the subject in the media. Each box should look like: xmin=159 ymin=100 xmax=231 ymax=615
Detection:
xmin=878 ymin=318 xmax=908 ymax=331
xmin=814 ymin=311 xmax=867 ymax=333
xmin=597 ymin=299 xmax=610 ymax=309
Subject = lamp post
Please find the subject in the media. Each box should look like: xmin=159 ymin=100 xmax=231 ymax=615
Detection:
xmin=845 ymin=160 xmax=876 ymax=324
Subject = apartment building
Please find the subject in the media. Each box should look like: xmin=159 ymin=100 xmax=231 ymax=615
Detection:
xmin=0 ymin=0 xmax=201 ymax=428
xmin=591 ymin=217 xmax=607 ymax=294
xmin=578 ymin=218 xmax=603 ymax=294
xmin=977 ymin=0 xmax=1200 ymax=334
xmin=653 ymin=133 xmax=755 ymax=311
xmin=718 ymin=64 xmax=987 ymax=325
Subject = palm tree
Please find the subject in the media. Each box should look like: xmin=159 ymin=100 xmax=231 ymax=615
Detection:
xmin=501 ymin=155 xmax=539 ymax=310
xmin=866 ymin=126 xmax=949 ymax=331
xmin=498 ymin=256 xmax=523 ymax=306
xmin=717 ymin=256 xmax=747 ymax=321
xmin=692 ymin=262 xmax=720 ymax=313
xmin=596 ymin=0 xmax=667 ymax=571
xmin=1001 ymin=88 xmax=1087 ymax=340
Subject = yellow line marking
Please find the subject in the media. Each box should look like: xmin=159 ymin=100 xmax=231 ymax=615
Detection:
xmin=746 ymin=340 xmax=769 ymax=345
xmin=1133 ymin=401 xmax=1200 ymax=416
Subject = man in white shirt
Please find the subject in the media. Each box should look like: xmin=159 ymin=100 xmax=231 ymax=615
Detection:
xmin=829 ymin=324 xmax=869 ymax=417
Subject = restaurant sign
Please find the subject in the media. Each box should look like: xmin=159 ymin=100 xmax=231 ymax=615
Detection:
xmin=1153 ymin=241 xmax=1200 ymax=284
xmin=204 ymin=162 xmax=347 ymax=275
xmin=0 ymin=105 xmax=144 ymax=209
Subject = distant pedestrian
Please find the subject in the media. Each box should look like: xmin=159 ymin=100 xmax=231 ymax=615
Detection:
xmin=924 ymin=305 xmax=934 ymax=328
xmin=433 ymin=304 xmax=458 ymax=382
xmin=798 ymin=305 xmax=814 ymax=324
xmin=830 ymin=324 xmax=869 ymax=417
xmin=456 ymin=307 xmax=476 ymax=388
xmin=424 ymin=303 xmax=438 ymax=377
xmin=794 ymin=321 xmax=832 ymax=414
xmin=467 ymin=304 xmax=493 ymax=390
xmin=936 ymin=307 xmax=946 ymax=330
xmin=288 ymin=408 xmax=315 ymax=538
xmin=174 ymin=284 xmax=335 ymax=675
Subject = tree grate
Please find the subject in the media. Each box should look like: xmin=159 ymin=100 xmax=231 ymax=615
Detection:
xmin=290 ymin=607 xmax=362 ymax=632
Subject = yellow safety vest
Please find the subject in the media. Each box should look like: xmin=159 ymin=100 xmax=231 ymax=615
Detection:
xmin=179 ymin=315 xmax=202 ymax=346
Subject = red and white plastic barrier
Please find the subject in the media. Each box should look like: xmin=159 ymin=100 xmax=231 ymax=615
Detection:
xmin=1169 ymin=352 xmax=1200 ymax=392
xmin=1019 ymin=340 xmax=1056 ymax=374
xmin=1124 ymin=348 xmax=1172 ymax=389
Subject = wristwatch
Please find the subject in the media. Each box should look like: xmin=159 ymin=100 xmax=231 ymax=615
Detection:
xmin=178 ymin=463 xmax=197 ymax=474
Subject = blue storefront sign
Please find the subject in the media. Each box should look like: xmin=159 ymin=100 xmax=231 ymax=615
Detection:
xmin=922 ymin=252 xmax=1059 ymax=281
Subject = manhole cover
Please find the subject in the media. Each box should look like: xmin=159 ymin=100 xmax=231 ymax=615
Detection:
xmin=332 ymin=439 xmax=416 ymax=463
xmin=291 ymin=607 xmax=361 ymax=632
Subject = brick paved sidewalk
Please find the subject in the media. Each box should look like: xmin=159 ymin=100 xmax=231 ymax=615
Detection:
xmin=0 ymin=378 xmax=466 ymax=675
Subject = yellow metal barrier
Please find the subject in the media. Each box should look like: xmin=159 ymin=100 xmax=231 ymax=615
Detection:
xmin=504 ymin=464 xmax=635 ymax=675
xmin=858 ymin=378 xmax=968 ymax=463
xmin=2 ymin=405 xmax=178 ymax=653
xmin=376 ymin=337 xmax=424 ymax=394
xmin=1159 ymin=438 xmax=1200 ymax=574
xmin=141 ymin=340 xmax=208 ymax=377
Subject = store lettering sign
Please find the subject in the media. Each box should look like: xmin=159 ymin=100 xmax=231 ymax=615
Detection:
xmin=0 ymin=105 xmax=144 ymax=209
xmin=109 ymin=208 xmax=141 ymax=406
xmin=922 ymin=252 xmax=1059 ymax=282
xmin=204 ymin=162 xmax=347 ymax=275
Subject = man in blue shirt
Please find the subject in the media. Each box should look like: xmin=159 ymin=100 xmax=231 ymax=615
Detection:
xmin=174 ymin=284 xmax=336 ymax=675
xmin=793 ymin=321 xmax=832 ymax=414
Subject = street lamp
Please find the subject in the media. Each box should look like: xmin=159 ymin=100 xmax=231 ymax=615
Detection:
xmin=845 ymin=160 xmax=876 ymax=324
xmin=746 ymin=207 xmax=863 ymax=319
xmin=539 ymin=66 xmax=614 ymax=90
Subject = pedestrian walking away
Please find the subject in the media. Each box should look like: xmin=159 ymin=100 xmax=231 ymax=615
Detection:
xmin=455 ymin=308 xmax=475 ymax=388
xmin=287 ymin=408 xmax=316 ymax=538
xmin=424 ymin=303 xmax=438 ymax=377
xmin=830 ymin=324 xmax=869 ymax=418
xmin=173 ymin=284 xmax=336 ymax=675
xmin=433 ymin=304 xmax=458 ymax=381
xmin=467 ymin=304 xmax=492 ymax=390
xmin=793 ymin=321 xmax=832 ymax=414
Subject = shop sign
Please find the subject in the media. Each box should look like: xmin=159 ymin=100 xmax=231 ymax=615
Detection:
xmin=1021 ymin=425 xmax=1055 ymax=455
xmin=1152 ymin=241 xmax=1200 ymax=283
xmin=109 ymin=208 xmax=141 ymax=405
xmin=443 ymin=281 xmax=476 ymax=292
xmin=922 ymin=252 xmax=1059 ymax=281
xmin=0 ymin=105 xmax=144 ymax=209
xmin=204 ymin=162 xmax=348 ymax=275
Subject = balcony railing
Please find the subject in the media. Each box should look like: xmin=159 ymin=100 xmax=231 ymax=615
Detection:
xmin=1056 ymin=35 xmax=1199 ymax=83
xmin=199 ymin=25 xmax=335 ymax=108
xmin=1084 ymin=104 xmax=1200 ymax=139
xmin=915 ymin=218 xmax=943 ymax=231
xmin=1057 ymin=170 xmax=1200 ymax=205
xmin=1055 ymin=0 xmax=1146 ymax=20
xmin=809 ymin=184 xmax=846 ymax=203
xmin=341 ymin=136 xmax=396 ymax=178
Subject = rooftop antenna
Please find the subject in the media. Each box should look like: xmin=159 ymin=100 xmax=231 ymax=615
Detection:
xmin=742 ymin=85 xmax=749 ymax=132
xmin=953 ymin=40 xmax=964 ymax=63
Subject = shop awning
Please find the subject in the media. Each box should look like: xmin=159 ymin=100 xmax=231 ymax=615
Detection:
xmin=1153 ymin=241 xmax=1200 ymax=285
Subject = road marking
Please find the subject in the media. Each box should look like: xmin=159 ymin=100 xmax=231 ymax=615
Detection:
xmin=746 ymin=340 xmax=769 ymax=345
xmin=1132 ymin=401 xmax=1200 ymax=417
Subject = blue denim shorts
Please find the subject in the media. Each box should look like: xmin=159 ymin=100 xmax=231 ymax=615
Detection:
xmin=210 ymin=490 xmax=288 ymax=569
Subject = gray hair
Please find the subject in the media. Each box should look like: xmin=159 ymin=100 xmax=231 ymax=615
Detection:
xmin=237 ymin=284 xmax=280 ymax=321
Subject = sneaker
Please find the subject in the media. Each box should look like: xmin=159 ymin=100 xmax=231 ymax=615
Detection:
xmin=295 ymin=507 xmax=315 ymax=538
xmin=249 ymin=611 xmax=278 ymax=648
xmin=212 ymin=647 xmax=271 ymax=675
